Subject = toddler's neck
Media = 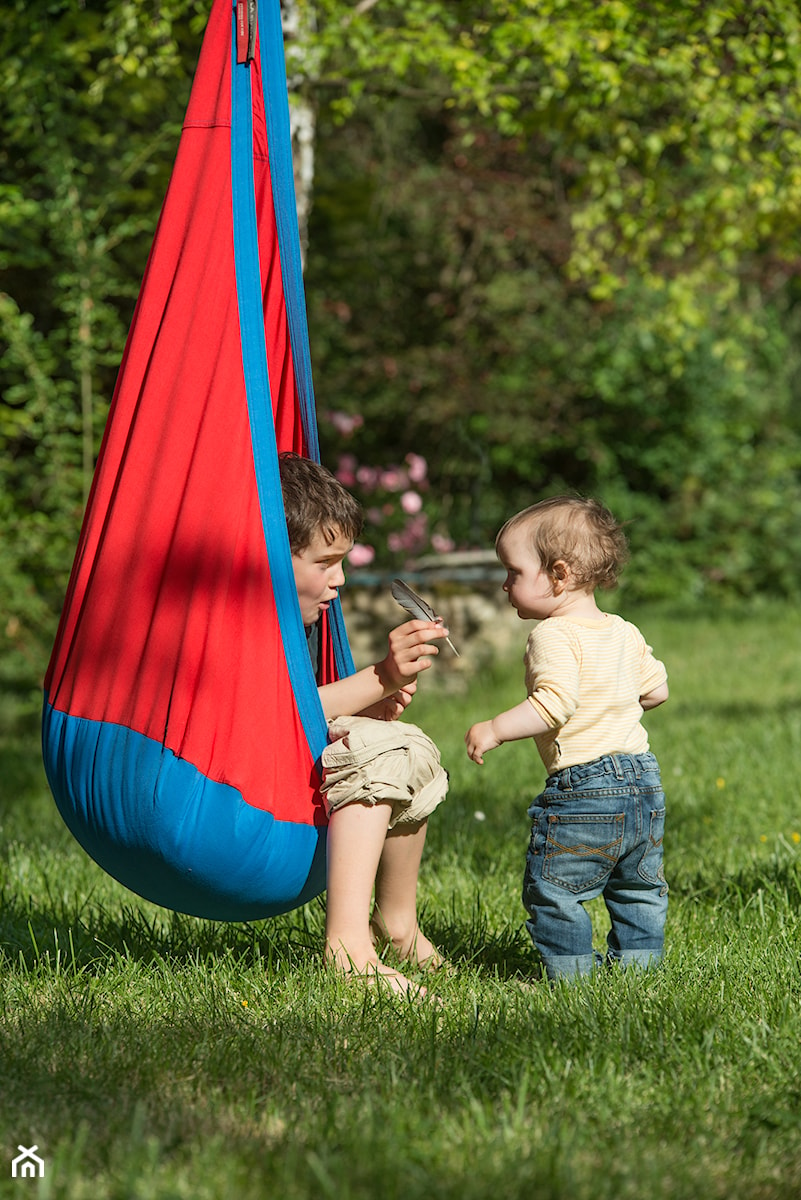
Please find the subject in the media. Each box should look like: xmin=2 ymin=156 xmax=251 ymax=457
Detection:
xmin=551 ymin=588 xmax=605 ymax=620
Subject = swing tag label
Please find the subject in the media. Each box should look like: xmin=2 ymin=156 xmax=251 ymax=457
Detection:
xmin=236 ymin=1 xmax=254 ymax=65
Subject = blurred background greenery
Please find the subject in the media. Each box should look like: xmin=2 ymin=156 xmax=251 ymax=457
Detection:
xmin=3 ymin=0 xmax=801 ymax=696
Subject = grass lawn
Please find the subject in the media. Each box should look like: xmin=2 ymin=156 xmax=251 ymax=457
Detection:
xmin=2 ymin=601 xmax=801 ymax=1199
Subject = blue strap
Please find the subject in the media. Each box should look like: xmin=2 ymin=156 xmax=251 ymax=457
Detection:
xmin=257 ymin=0 xmax=355 ymax=679
xmin=257 ymin=0 xmax=319 ymax=460
xmin=230 ymin=6 xmax=329 ymax=757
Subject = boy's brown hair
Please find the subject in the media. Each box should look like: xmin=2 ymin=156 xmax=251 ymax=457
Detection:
xmin=498 ymin=495 xmax=629 ymax=591
xmin=278 ymin=452 xmax=363 ymax=554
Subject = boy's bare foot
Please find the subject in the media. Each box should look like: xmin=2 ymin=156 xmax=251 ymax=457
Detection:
xmin=325 ymin=944 xmax=428 ymax=998
xmin=370 ymin=919 xmax=450 ymax=972
xmin=402 ymin=929 xmax=449 ymax=971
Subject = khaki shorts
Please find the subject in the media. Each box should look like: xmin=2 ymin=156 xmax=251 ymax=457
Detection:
xmin=320 ymin=715 xmax=449 ymax=829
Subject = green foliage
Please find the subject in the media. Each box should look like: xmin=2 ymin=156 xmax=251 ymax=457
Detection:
xmin=0 ymin=0 xmax=207 ymax=670
xmin=308 ymin=106 xmax=801 ymax=598
xmin=308 ymin=0 xmax=801 ymax=311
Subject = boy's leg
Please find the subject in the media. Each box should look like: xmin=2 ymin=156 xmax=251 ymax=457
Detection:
xmin=324 ymin=801 xmax=424 ymax=994
xmin=325 ymin=799 xmax=391 ymax=966
xmin=371 ymin=819 xmax=444 ymax=968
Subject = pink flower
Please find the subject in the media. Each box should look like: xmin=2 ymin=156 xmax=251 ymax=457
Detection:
xmin=379 ymin=468 xmax=407 ymax=493
xmin=336 ymin=453 xmax=358 ymax=488
xmin=431 ymin=533 xmax=456 ymax=553
xmin=348 ymin=543 xmax=376 ymax=567
xmin=401 ymin=490 xmax=423 ymax=514
xmin=327 ymin=411 xmax=364 ymax=437
xmin=405 ymin=453 xmax=428 ymax=484
xmin=388 ymin=513 xmax=429 ymax=554
xmin=356 ymin=465 xmax=380 ymax=489
xmin=406 ymin=513 xmax=428 ymax=538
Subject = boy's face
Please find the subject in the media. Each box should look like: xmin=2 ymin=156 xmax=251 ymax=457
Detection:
xmin=497 ymin=524 xmax=562 ymax=621
xmin=291 ymin=528 xmax=353 ymax=626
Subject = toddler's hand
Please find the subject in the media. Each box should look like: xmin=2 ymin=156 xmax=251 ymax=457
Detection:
xmin=465 ymin=720 xmax=502 ymax=765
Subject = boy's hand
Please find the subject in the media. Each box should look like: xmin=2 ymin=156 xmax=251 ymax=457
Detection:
xmin=317 ymin=624 xmax=443 ymax=721
xmin=465 ymin=720 xmax=502 ymax=766
xmin=377 ymin=619 xmax=449 ymax=692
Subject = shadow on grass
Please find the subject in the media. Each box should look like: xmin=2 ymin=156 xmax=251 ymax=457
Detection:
xmin=0 ymin=893 xmax=536 ymax=983
xmin=0 ymin=886 xmax=327 ymax=975
xmin=423 ymin=899 xmax=534 ymax=981
xmin=0 ymin=885 xmax=535 ymax=983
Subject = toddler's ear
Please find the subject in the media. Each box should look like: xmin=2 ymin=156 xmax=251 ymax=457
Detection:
xmin=550 ymin=559 xmax=570 ymax=594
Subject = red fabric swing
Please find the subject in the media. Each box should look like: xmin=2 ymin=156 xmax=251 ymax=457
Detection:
xmin=42 ymin=0 xmax=351 ymax=920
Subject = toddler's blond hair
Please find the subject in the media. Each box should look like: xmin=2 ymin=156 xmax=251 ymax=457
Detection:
xmin=497 ymin=495 xmax=628 ymax=591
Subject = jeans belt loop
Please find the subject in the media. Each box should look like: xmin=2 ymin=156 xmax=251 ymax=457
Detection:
xmin=610 ymin=753 xmax=624 ymax=780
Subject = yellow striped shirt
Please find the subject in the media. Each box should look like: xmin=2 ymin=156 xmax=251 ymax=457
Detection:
xmin=524 ymin=614 xmax=667 ymax=775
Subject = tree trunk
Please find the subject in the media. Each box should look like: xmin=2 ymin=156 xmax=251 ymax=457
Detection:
xmin=281 ymin=0 xmax=317 ymax=268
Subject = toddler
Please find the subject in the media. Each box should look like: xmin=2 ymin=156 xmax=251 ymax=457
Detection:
xmin=465 ymin=496 xmax=669 ymax=981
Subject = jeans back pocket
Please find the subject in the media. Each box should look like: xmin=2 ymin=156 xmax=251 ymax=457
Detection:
xmin=542 ymin=812 xmax=625 ymax=893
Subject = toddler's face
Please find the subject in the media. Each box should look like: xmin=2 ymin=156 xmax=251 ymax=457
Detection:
xmin=497 ymin=525 xmax=560 ymax=621
xmin=291 ymin=528 xmax=352 ymax=626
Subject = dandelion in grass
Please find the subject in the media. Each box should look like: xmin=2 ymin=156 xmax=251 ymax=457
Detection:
xmin=716 ymin=777 xmax=726 ymax=789
xmin=760 ymin=835 xmax=768 ymax=843
xmin=792 ymin=832 xmax=801 ymax=844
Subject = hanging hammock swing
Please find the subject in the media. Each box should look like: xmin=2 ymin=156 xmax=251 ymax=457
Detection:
xmin=42 ymin=0 xmax=354 ymax=922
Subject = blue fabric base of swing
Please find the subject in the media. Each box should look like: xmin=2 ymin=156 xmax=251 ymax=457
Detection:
xmin=41 ymin=697 xmax=326 ymax=922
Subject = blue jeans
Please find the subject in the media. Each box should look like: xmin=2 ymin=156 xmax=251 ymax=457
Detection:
xmin=523 ymin=752 xmax=668 ymax=981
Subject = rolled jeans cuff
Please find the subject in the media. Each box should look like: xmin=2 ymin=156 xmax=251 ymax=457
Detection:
xmin=607 ymin=947 xmax=663 ymax=970
xmin=541 ymin=953 xmax=601 ymax=981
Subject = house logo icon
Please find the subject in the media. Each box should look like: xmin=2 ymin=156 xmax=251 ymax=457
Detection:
xmin=11 ymin=1145 xmax=45 ymax=1179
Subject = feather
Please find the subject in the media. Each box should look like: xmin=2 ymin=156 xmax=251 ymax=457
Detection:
xmin=391 ymin=578 xmax=460 ymax=656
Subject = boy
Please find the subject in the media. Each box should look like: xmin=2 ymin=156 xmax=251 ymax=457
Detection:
xmin=279 ymin=452 xmax=449 ymax=995
xmin=465 ymin=496 xmax=669 ymax=982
